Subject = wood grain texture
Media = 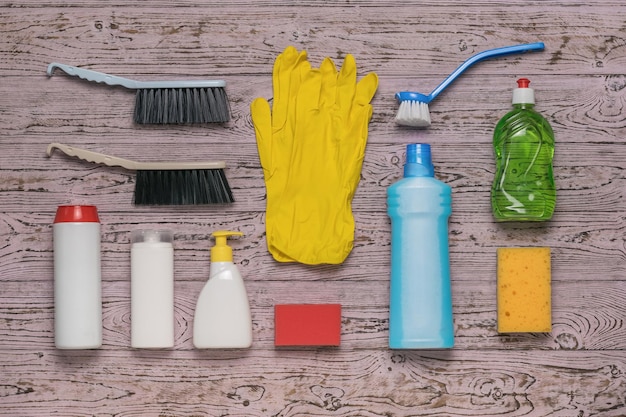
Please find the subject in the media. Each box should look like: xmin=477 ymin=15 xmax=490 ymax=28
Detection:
xmin=1 ymin=0 xmax=626 ymax=416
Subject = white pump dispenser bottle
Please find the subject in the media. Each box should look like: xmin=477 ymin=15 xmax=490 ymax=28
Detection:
xmin=193 ymin=231 xmax=252 ymax=349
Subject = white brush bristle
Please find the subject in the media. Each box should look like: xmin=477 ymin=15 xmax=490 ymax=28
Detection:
xmin=395 ymin=101 xmax=431 ymax=127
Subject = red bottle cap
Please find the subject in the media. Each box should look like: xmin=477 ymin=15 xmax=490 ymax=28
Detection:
xmin=512 ymin=78 xmax=535 ymax=105
xmin=54 ymin=205 xmax=100 ymax=223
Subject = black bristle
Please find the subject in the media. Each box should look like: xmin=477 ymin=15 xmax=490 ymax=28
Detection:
xmin=133 ymin=169 xmax=234 ymax=205
xmin=133 ymin=87 xmax=231 ymax=124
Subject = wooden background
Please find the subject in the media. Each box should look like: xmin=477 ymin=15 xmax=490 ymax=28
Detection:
xmin=2 ymin=0 xmax=625 ymax=416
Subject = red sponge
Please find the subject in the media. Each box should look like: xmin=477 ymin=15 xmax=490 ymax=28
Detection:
xmin=274 ymin=304 xmax=341 ymax=346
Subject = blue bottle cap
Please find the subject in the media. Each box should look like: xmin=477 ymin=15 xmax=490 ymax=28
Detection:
xmin=404 ymin=143 xmax=434 ymax=177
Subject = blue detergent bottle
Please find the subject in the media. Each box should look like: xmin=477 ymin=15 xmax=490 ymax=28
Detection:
xmin=387 ymin=143 xmax=454 ymax=349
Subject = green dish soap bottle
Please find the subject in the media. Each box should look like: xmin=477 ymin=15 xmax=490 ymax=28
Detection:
xmin=491 ymin=78 xmax=556 ymax=221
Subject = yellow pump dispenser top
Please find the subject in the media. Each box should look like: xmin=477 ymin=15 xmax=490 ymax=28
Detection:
xmin=211 ymin=231 xmax=243 ymax=262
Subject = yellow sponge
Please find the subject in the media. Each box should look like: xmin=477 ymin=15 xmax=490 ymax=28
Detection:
xmin=497 ymin=247 xmax=551 ymax=333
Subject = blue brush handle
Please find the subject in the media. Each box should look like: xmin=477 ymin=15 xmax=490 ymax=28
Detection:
xmin=396 ymin=42 xmax=545 ymax=103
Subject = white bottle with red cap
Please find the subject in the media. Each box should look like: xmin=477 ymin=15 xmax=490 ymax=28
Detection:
xmin=53 ymin=205 xmax=102 ymax=349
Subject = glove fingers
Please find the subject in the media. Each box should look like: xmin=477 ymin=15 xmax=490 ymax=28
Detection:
xmin=319 ymin=57 xmax=338 ymax=110
xmin=345 ymin=103 xmax=373 ymax=177
xmin=349 ymin=72 xmax=378 ymax=125
xmin=336 ymin=54 xmax=357 ymax=114
xmin=275 ymin=45 xmax=299 ymax=71
xmin=354 ymin=72 xmax=379 ymax=106
xmin=271 ymin=47 xmax=295 ymax=121
xmin=273 ymin=47 xmax=309 ymax=130
xmin=273 ymin=46 xmax=306 ymax=91
xmin=339 ymin=99 xmax=374 ymax=194
xmin=285 ymin=49 xmax=311 ymax=97
xmin=250 ymin=97 xmax=273 ymax=174
xmin=342 ymin=71 xmax=377 ymax=162
xmin=296 ymin=67 xmax=322 ymax=116
xmin=291 ymin=58 xmax=312 ymax=112
xmin=338 ymin=66 xmax=377 ymax=184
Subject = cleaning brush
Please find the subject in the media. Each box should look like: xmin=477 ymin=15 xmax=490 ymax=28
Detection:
xmin=395 ymin=42 xmax=545 ymax=127
xmin=46 ymin=63 xmax=230 ymax=124
xmin=47 ymin=143 xmax=234 ymax=205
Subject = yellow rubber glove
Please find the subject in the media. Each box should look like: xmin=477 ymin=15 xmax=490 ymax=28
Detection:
xmin=252 ymin=46 xmax=310 ymax=182
xmin=251 ymin=47 xmax=378 ymax=264
xmin=251 ymin=46 xmax=313 ymax=262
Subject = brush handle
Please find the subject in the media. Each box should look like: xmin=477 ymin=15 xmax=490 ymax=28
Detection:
xmin=47 ymin=143 xmax=226 ymax=171
xmin=47 ymin=63 xmax=226 ymax=89
xmin=427 ymin=42 xmax=545 ymax=101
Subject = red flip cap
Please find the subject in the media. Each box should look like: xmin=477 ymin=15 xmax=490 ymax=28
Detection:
xmin=54 ymin=205 xmax=100 ymax=223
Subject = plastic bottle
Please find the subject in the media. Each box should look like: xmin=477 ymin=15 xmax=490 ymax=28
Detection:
xmin=387 ymin=144 xmax=454 ymax=349
xmin=193 ymin=231 xmax=252 ymax=349
xmin=53 ymin=205 xmax=102 ymax=349
xmin=130 ymin=230 xmax=174 ymax=348
xmin=491 ymin=78 xmax=556 ymax=221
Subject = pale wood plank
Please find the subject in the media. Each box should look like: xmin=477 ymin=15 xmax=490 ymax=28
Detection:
xmin=2 ymin=4 xmax=626 ymax=76
xmin=1 ymin=279 xmax=626 ymax=350
xmin=3 ymin=73 xmax=626 ymax=139
xmin=1 ymin=349 xmax=625 ymax=416
xmin=2 ymin=209 xmax=626 ymax=284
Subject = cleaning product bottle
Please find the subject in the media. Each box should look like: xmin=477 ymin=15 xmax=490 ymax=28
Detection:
xmin=491 ymin=78 xmax=556 ymax=221
xmin=130 ymin=229 xmax=174 ymax=348
xmin=193 ymin=231 xmax=252 ymax=349
xmin=53 ymin=205 xmax=102 ymax=349
xmin=387 ymin=144 xmax=454 ymax=349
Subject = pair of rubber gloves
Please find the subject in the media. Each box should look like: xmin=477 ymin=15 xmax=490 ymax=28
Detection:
xmin=251 ymin=46 xmax=378 ymax=265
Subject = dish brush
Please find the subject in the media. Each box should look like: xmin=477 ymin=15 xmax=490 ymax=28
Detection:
xmin=47 ymin=143 xmax=234 ymax=205
xmin=395 ymin=42 xmax=545 ymax=127
xmin=47 ymin=63 xmax=230 ymax=124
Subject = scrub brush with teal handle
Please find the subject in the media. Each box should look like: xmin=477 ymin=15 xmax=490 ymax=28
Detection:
xmin=47 ymin=63 xmax=230 ymax=124
xmin=395 ymin=42 xmax=545 ymax=127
